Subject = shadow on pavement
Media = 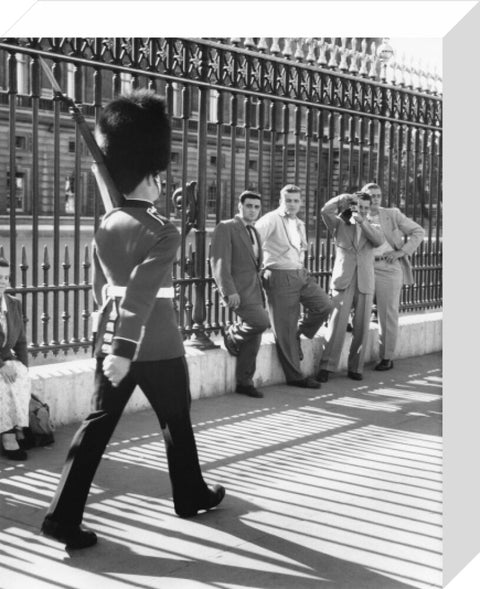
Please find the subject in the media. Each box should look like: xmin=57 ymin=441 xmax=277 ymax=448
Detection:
xmin=0 ymin=353 xmax=442 ymax=589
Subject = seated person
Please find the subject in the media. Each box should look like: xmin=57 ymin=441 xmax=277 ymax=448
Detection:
xmin=0 ymin=256 xmax=31 ymax=461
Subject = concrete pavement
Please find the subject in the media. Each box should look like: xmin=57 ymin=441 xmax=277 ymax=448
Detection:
xmin=0 ymin=353 xmax=442 ymax=589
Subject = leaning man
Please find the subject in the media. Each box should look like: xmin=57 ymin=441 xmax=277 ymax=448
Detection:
xmin=255 ymin=184 xmax=332 ymax=389
xmin=210 ymin=191 xmax=270 ymax=399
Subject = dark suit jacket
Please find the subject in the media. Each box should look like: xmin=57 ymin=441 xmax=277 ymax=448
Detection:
xmin=321 ymin=195 xmax=385 ymax=294
xmin=0 ymin=294 xmax=28 ymax=367
xmin=210 ymin=215 xmax=264 ymax=306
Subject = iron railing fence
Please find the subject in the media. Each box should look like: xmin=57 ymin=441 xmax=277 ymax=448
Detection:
xmin=0 ymin=37 xmax=442 ymax=359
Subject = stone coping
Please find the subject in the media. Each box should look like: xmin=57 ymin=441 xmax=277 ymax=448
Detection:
xmin=30 ymin=311 xmax=442 ymax=427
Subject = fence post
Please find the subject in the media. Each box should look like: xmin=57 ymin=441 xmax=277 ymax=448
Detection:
xmin=184 ymin=44 xmax=219 ymax=350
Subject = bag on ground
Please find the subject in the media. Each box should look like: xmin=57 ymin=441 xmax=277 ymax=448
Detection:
xmin=27 ymin=394 xmax=55 ymax=446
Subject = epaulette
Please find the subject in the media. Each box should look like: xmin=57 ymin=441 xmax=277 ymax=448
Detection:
xmin=146 ymin=206 xmax=168 ymax=226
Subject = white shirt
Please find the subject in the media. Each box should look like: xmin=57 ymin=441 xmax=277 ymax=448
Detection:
xmin=286 ymin=217 xmax=302 ymax=251
xmin=368 ymin=213 xmax=390 ymax=256
xmin=0 ymin=295 xmax=8 ymax=339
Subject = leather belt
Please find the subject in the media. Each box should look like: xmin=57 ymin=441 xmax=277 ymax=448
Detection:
xmin=105 ymin=285 xmax=175 ymax=299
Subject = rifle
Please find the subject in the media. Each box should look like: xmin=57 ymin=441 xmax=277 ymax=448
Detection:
xmin=38 ymin=57 xmax=123 ymax=212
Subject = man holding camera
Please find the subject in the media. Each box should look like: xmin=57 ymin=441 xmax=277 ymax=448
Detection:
xmin=318 ymin=192 xmax=384 ymax=382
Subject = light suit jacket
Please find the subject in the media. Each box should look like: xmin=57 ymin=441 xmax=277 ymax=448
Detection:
xmin=210 ymin=215 xmax=264 ymax=306
xmin=321 ymin=195 xmax=385 ymax=294
xmin=376 ymin=207 xmax=425 ymax=285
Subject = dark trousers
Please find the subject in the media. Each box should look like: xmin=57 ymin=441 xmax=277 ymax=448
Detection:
xmin=45 ymin=356 xmax=209 ymax=526
xmin=262 ymin=268 xmax=332 ymax=382
xmin=230 ymin=303 xmax=270 ymax=387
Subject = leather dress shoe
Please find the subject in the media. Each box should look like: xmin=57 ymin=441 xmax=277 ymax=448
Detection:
xmin=236 ymin=384 xmax=264 ymax=398
xmin=287 ymin=377 xmax=321 ymax=389
xmin=375 ymin=359 xmax=394 ymax=371
xmin=1 ymin=447 xmax=27 ymax=461
xmin=176 ymin=484 xmax=226 ymax=518
xmin=317 ymin=369 xmax=330 ymax=383
xmin=347 ymin=371 xmax=363 ymax=381
xmin=41 ymin=518 xmax=97 ymax=549
xmin=223 ymin=329 xmax=240 ymax=357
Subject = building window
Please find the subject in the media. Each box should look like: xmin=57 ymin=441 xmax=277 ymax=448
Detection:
xmin=207 ymin=183 xmax=217 ymax=214
xmin=210 ymin=154 xmax=226 ymax=168
xmin=6 ymin=171 xmax=26 ymax=211
xmin=68 ymin=140 xmax=76 ymax=153
xmin=15 ymin=135 xmax=27 ymax=150
xmin=171 ymin=152 xmax=180 ymax=165
xmin=248 ymin=159 xmax=257 ymax=171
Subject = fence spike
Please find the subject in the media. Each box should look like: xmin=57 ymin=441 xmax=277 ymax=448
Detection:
xmin=294 ymin=38 xmax=305 ymax=62
xmin=328 ymin=39 xmax=338 ymax=68
xmin=271 ymin=38 xmax=281 ymax=54
xmin=257 ymin=37 xmax=269 ymax=52
xmin=42 ymin=245 xmax=50 ymax=268
xmin=306 ymin=38 xmax=316 ymax=63
xmin=63 ymin=245 xmax=70 ymax=268
xmin=339 ymin=38 xmax=349 ymax=71
xmin=282 ymin=38 xmax=293 ymax=58
xmin=317 ymin=38 xmax=328 ymax=66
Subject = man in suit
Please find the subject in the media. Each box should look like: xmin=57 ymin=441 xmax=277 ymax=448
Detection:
xmin=210 ymin=191 xmax=270 ymax=398
xmin=318 ymin=192 xmax=384 ymax=382
xmin=361 ymin=182 xmax=425 ymax=371
xmin=41 ymin=90 xmax=225 ymax=550
xmin=255 ymin=184 xmax=332 ymax=389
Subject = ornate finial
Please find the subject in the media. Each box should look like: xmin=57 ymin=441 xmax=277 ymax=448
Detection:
xmin=244 ymin=38 xmax=256 ymax=49
xmin=408 ymin=56 xmax=415 ymax=88
xmin=359 ymin=38 xmax=369 ymax=76
xmin=368 ymin=42 xmax=378 ymax=79
xmin=425 ymin=68 xmax=434 ymax=93
xmin=317 ymin=38 xmax=328 ymax=66
xmin=349 ymin=52 xmax=359 ymax=74
xmin=231 ymin=37 xmax=242 ymax=46
xmin=349 ymin=37 xmax=359 ymax=74
xmin=283 ymin=38 xmax=293 ymax=58
xmin=390 ymin=59 xmax=399 ymax=86
xmin=271 ymin=38 xmax=281 ymax=54
xmin=339 ymin=37 xmax=349 ymax=71
xmin=294 ymin=38 xmax=305 ymax=62
xmin=328 ymin=38 xmax=338 ymax=68
xmin=398 ymin=53 xmax=406 ymax=86
xmin=257 ymin=38 xmax=269 ymax=52
xmin=306 ymin=38 xmax=317 ymax=63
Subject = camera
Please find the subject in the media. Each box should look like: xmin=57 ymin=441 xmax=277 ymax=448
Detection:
xmin=340 ymin=193 xmax=360 ymax=224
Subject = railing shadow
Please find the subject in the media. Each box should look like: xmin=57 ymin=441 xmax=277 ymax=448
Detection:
xmin=0 ymin=354 xmax=442 ymax=589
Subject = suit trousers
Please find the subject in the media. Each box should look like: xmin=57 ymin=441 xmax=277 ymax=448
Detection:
xmin=374 ymin=259 xmax=403 ymax=360
xmin=45 ymin=356 xmax=209 ymax=526
xmin=262 ymin=268 xmax=332 ymax=382
xmin=230 ymin=304 xmax=270 ymax=387
xmin=320 ymin=272 xmax=373 ymax=374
